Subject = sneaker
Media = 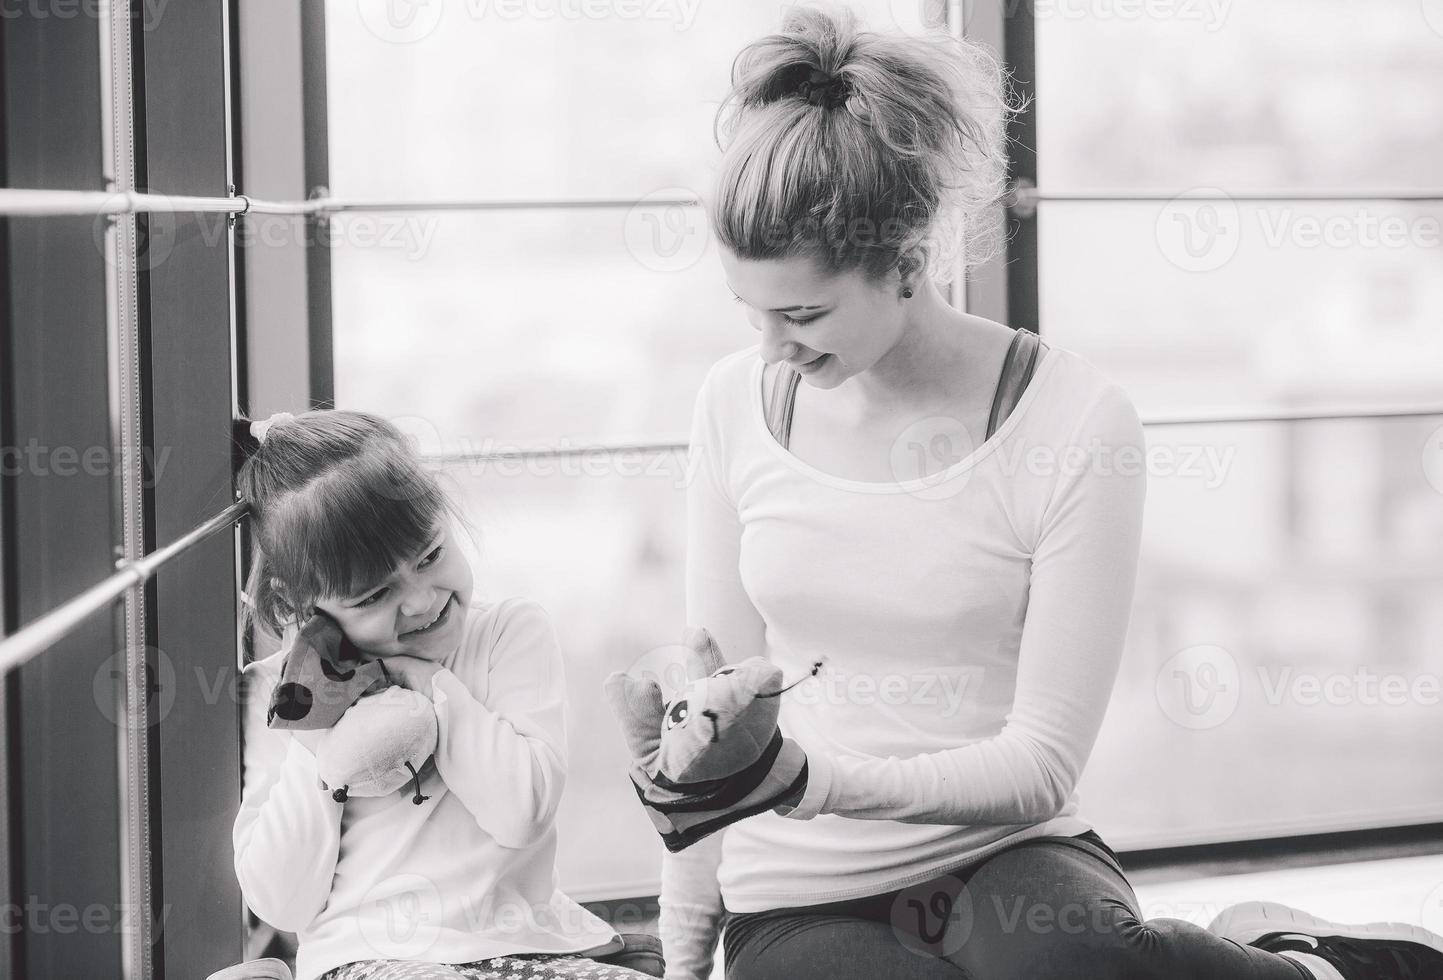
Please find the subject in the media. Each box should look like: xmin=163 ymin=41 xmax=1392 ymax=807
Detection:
xmin=1208 ymin=901 xmax=1443 ymax=980
xmin=204 ymin=960 xmax=292 ymax=980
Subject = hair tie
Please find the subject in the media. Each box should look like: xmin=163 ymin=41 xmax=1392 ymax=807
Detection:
xmin=250 ymin=411 xmax=296 ymax=444
xmin=797 ymin=68 xmax=849 ymax=110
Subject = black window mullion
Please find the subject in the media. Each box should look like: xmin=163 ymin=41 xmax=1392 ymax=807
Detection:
xmin=139 ymin=1 xmax=246 ymax=976
xmin=1 ymin=13 xmax=123 ymax=980
xmin=1004 ymin=4 xmax=1039 ymax=336
xmin=301 ymin=1 xmax=333 ymax=409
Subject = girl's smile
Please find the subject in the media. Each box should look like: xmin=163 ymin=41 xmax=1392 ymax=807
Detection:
xmin=314 ymin=522 xmax=473 ymax=660
xmin=399 ymin=592 xmax=458 ymax=640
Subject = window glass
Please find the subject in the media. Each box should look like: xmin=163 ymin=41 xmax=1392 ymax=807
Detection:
xmin=446 ymin=452 xmax=689 ymax=898
xmin=1036 ymin=0 xmax=1443 ymax=193
xmin=328 ymin=1 xmax=935 ymax=199
xmin=330 ymin=207 xmax=748 ymax=446
xmin=1079 ymin=415 xmax=1443 ymax=846
xmin=1038 ymin=201 xmax=1443 ymax=419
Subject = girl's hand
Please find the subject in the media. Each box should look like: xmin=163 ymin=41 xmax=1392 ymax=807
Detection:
xmin=372 ymin=654 xmax=444 ymax=695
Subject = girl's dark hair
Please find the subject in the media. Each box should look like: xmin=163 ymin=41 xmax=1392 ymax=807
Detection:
xmin=237 ymin=409 xmax=457 ymax=637
xmin=711 ymin=6 xmax=1026 ymax=284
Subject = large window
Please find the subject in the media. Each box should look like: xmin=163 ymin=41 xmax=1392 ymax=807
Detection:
xmin=323 ymin=0 xmax=1443 ymax=900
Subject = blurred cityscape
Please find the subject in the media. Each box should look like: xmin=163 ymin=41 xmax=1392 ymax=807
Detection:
xmin=321 ymin=0 xmax=1443 ymax=898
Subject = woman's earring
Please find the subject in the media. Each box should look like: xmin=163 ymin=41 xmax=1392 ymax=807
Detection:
xmin=901 ymin=286 xmax=914 ymax=299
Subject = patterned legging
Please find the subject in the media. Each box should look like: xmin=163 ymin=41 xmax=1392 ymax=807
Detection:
xmin=321 ymin=953 xmax=652 ymax=980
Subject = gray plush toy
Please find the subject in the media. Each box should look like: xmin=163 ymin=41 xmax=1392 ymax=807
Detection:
xmin=267 ymin=614 xmax=437 ymax=804
xmin=604 ymin=627 xmax=819 ymax=851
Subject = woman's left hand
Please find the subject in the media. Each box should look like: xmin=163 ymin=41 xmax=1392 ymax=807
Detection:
xmin=371 ymin=654 xmax=444 ymax=695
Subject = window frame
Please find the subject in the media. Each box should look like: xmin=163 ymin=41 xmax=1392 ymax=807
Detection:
xmin=1 ymin=14 xmax=126 ymax=979
xmin=0 ymin=2 xmax=325 ymax=975
xmin=141 ymin=4 xmax=250 ymax=976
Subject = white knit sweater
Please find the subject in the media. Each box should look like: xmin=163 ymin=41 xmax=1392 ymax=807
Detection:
xmin=234 ymin=598 xmax=621 ymax=980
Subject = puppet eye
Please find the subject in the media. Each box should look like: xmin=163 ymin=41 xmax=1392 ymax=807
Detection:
xmin=665 ymin=698 xmax=690 ymax=729
xmin=713 ymin=667 xmax=737 ymax=678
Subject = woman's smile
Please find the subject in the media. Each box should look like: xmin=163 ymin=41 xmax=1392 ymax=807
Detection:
xmin=792 ymin=353 xmax=831 ymax=374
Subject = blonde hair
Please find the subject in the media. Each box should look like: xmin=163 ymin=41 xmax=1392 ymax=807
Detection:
xmin=711 ymin=5 xmax=1026 ymax=284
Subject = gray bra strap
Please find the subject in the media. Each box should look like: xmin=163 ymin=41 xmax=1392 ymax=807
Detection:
xmin=986 ymin=328 xmax=1046 ymax=441
xmin=765 ymin=329 xmax=1047 ymax=450
xmin=765 ymin=365 xmax=804 ymax=449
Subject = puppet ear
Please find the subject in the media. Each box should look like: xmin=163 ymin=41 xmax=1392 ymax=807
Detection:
xmin=603 ymin=671 xmax=665 ymax=767
xmin=269 ymin=612 xmax=386 ymax=731
xmin=681 ymin=626 xmax=727 ymax=678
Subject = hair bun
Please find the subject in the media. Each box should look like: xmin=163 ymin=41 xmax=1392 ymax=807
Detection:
xmin=712 ymin=4 xmax=1024 ymax=280
xmin=795 ymin=67 xmax=850 ymax=109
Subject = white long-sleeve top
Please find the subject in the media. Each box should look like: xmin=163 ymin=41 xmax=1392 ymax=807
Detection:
xmin=660 ymin=343 xmax=1147 ymax=980
xmin=234 ymin=597 xmax=620 ymax=980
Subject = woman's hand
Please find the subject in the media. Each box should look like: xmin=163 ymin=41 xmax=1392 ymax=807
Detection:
xmin=371 ymin=654 xmax=444 ymax=695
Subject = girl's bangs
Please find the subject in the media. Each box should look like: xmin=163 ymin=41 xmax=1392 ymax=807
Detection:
xmin=266 ymin=454 xmax=445 ymax=610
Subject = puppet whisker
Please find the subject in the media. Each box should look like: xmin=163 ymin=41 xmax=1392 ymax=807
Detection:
xmin=756 ymin=660 xmax=825 ymax=698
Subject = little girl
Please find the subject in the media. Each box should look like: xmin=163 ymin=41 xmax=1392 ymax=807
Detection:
xmin=232 ymin=409 xmax=655 ymax=980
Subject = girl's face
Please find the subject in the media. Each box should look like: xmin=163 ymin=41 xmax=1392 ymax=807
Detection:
xmin=719 ymin=248 xmax=906 ymax=390
xmin=313 ymin=521 xmax=473 ymax=661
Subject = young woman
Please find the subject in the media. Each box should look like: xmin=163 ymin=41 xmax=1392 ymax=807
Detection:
xmin=658 ymin=8 xmax=1443 ymax=980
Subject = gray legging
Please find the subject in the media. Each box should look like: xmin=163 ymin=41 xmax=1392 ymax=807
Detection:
xmin=722 ymin=831 xmax=1312 ymax=980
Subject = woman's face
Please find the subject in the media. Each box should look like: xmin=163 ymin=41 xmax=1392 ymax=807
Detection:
xmin=719 ymin=248 xmax=906 ymax=390
xmin=313 ymin=521 xmax=473 ymax=661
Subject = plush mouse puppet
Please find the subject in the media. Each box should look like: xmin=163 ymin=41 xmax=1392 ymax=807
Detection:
xmin=603 ymin=627 xmax=816 ymax=852
xmin=266 ymin=614 xmax=437 ymax=804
